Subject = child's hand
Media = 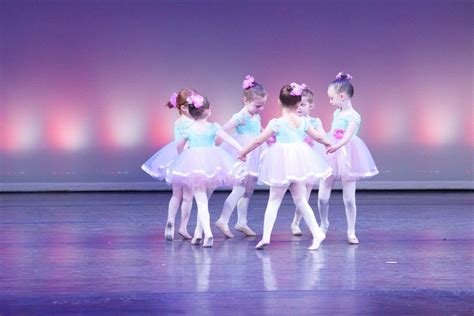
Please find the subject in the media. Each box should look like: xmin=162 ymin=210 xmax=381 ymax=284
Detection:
xmin=326 ymin=145 xmax=339 ymax=154
xmin=238 ymin=152 xmax=247 ymax=162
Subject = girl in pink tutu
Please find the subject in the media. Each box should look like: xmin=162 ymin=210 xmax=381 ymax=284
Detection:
xmin=239 ymin=83 xmax=333 ymax=250
xmin=141 ymin=89 xmax=194 ymax=241
xmin=290 ymin=85 xmax=328 ymax=236
xmin=318 ymin=72 xmax=379 ymax=244
xmin=215 ymin=75 xmax=267 ymax=238
xmin=166 ymin=92 xmax=244 ymax=248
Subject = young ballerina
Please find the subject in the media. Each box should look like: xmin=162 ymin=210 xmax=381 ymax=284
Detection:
xmin=239 ymin=83 xmax=333 ymax=250
xmin=318 ymin=72 xmax=379 ymax=244
xmin=290 ymin=86 xmax=328 ymax=236
xmin=141 ymin=89 xmax=195 ymax=241
xmin=166 ymin=92 xmax=245 ymax=248
xmin=215 ymin=75 xmax=267 ymax=238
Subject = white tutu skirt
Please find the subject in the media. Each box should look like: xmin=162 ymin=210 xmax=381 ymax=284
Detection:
xmin=166 ymin=146 xmax=246 ymax=189
xmin=141 ymin=141 xmax=178 ymax=180
xmin=258 ymin=142 xmax=332 ymax=187
xmin=220 ymin=134 xmax=266 ymax=177
xmin=326 ymin=135 xmax=379 ymax=181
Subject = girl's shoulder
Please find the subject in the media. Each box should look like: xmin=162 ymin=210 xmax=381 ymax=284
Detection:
xmin=175 ymin=115 xmax=193 ymax=126
xmin=231 ymin=108 xmax=248 ymax=124
xmin=267 ymin=116 xmax=284 ymax=131
xmin=337 ymin=109 xmax=361 ymax=123
xmin=347 ymin=109 xmax=361 ymax=124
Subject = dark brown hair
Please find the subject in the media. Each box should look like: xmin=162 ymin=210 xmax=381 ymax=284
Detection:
xmin=187 ymin=91 xmax=210 ymax=120
xmin=279 ymin=84 xmax=302 ymax=108
xmin=329 ymin=72 xmax=354 ymax=98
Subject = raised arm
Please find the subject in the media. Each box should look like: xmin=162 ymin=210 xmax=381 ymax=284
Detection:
xmin=306 ymin=125 xmax=331 ymax=147
xmin=216 ymin=129 xmax=243 ymax=152
xmin=221 ymin=118 xmax=239 ymax=134
xmin=215 ymin=116 xmax=240 ymax=146
xmin=239 ymin=123 xmax=274 ymax=160
xmin=327 ymin=121 xmax=357 ymax=153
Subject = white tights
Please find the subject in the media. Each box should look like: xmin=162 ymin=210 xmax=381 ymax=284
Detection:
xmin=260 ymin=182 xmax=323 ymax=244
xmin=292 ymin=176 xmax=358 ymax=236
xmin=217 ymin=176 xmax=257 ymax=226
xmin=167 ymin=183 xmax=193 ymax=234
xmin=193 ymin=189 xmax=214 ymax=240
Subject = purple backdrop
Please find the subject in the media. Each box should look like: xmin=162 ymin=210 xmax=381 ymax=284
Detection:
xmin=0 ymin=0 xmax=472 ymax=183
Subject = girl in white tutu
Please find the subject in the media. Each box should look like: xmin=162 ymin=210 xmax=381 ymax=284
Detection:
xmin=166 ymin=92 xmax=245 ymax=248
xmin=290 ymin=85 xmax=328 ymax=236
xmin=141 ymin=89 xmax=195 ymax=241
xmin=215 ymin=75 xmax=267 ymax=238
xmin=318 ymin=72 xmax=379 ymax=244
xmin=239 ymin=83 xmax=333 ymax=250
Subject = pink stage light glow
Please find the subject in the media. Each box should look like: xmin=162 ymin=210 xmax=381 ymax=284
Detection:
xmin=46 ymin=105 xmax=91 ymax=152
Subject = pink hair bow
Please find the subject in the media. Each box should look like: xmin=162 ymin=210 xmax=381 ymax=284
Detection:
xmin=186 ymin=94 xmax=205 ymax=108
xmin=290 ymin=82 xmax=304 ymax=96
xmin=242 ymin=75 xmax=255 ymax=89
xmin=169 ymin=92 xmax=178 ymax=108
xmin=336 ymin=72 xmax=353 ymax=81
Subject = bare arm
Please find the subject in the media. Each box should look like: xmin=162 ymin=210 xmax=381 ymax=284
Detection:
xmin=221 ymin=118 xmax=239 ymax=134
xmin=306 ymin=125 xmax=331 ymax=147
xmin=239 ymin=124 xmax=274 ymax=159
xmin=216 ymin=129 xmax=243 ymax=152
xmin=327 ymin=121 xmax=357 ymax=153
xmin=176 ymin=136 xmax=187 ymax=154
xmin=215 ymin=118 xmax=239 ymax=146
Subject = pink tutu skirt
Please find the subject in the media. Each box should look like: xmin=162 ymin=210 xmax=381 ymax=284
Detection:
xmin=258 ymin=142 xmax=332 ymax=187
xmin=166 ymin=146 xmax=246 ymax=189
xmin=220 ymin=134 xmax=266 ymax=177
xmin=141 ymin=141 xmax=178 ymax=180
xmin=326 ymin=135 xmax=378 ymax=181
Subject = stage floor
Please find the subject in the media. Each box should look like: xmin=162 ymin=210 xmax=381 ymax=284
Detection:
xmin=1 ymin=191 xmax=473 ymax=315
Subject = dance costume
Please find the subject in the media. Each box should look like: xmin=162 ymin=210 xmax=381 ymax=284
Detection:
xmin=141 ymin=116 xmax=194 ymax=180
xmin=326 ymin=109 xmax=378 ymax=180
xmin=258 ymin=117 xmax=332 ymax=186
xmin=166 ymin=122 xmax=245 ymax=189
xmin=221 ymin=109 xmax=266 ymax=177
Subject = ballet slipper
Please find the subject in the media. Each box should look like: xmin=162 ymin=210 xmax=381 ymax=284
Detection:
xmin=215 ymin=221 xmax=234 ymax=238
xmin=291 ymin=223 xmax=302 ymax=236
xmin=308 ymin=231 xmax=326 ymax=250
xmin=347 ymin=234 xmax=360 ymax=245
xmin=203 ymin=236 xmax=214 ymax=248
xmin=235 ymin=223 xmax=257 ymax=237
xmin=165 ymin=222 xmax=174 ymax=241
xmin=255 ymin=240 xmax=269 ymax=250
xmin=178 ymin=229 xmax=192 ymax=240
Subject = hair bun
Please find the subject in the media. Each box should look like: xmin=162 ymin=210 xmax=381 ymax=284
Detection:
xmin=336 ymin=72 xmax=353 ymax=81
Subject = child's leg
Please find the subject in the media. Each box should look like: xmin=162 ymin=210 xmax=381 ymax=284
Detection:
xmin=235 ymin=176 xmax=257 ymax=236
xmin=318 ymin=176 xmax=336 ymax=234
xmin=215 ymin=184 xmax=246 ymax=238
xmin=191 ymin=211 xmax=203 ymax=245
xmin=165 ymin=183 xmax=183 ymax=240
xmin=193 ymin=186 xmax=214 ymax=247
xmin=341 ymin=177 xmax=359 ymax=244
xmin=289 ymin=182 xmax=325 ymax=250
xmin=291 ymin=182 xmax=313 ymax=236
xmin=193 ymin=189 xmax=213 ymax=244
xmin=178 ymin=185 xmax=193 ymax=239
xmin=256 ymin=185 xmax=288 ymax=249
